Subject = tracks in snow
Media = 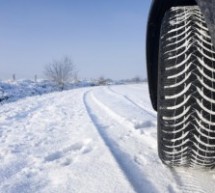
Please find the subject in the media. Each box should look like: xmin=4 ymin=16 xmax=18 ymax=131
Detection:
xmin=83 ymin=90 xmax=158 ymax=193
xmin=1 ymin=84 xmax=214 ymax=193
xmin=106 ymin=86 xmax=157 ymax=119
xmin=83 ymin=86 xmax=215 ymax=193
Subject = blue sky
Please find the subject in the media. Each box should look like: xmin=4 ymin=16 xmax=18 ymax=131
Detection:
xmin=0 ymin=0 xmax=151 ymax=80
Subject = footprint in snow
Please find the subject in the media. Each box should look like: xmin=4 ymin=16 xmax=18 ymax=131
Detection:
xmin=134 ymin=121 xmax=156 ymax=135
xmin=44 ymin=139 xmax=93 ymax=166
xmin=135 ymin=121 xmax=156 ymax=129
xmin=45 ymin=151 xmax=63 ymax=162
xmin=134 ymin=155 xmax=148 ymax=166
xmin=61 ymin=158 xmax=73 ymax=166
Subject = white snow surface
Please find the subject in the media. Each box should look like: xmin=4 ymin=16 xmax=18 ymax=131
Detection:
xmin=0 ymin=83 xmax=215 ymax=193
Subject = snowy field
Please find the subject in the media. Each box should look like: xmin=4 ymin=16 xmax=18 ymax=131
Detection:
xmin=0 ymin=83 xmax=215 ymax=193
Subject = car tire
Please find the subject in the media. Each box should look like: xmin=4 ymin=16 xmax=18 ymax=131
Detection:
xmin=158 ymin=6 xmax=215 ymax=168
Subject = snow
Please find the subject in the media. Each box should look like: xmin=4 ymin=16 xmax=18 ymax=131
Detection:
xmin=0 ymin=83 xmax=215 ymax=193
xmin=0 ymin=79 xmax=95 ymax=104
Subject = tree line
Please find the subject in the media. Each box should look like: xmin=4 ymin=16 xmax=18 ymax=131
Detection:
xmin=7 ymin=56 xmax=147 ymax=90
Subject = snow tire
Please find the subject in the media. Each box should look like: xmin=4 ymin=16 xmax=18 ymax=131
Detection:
xmin=158 ymin=6 xmax=215 ymax=168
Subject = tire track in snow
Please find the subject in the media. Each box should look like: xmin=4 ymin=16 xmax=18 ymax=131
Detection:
xmin=83 ymin=90 xmax=159 ymax=193
xmin=102 ymin=86 xmax=158 ymax=137
xmin=90 ymin=89 xmax=157 ymax=146
xmin=89 ymin=86 xmax=215 ymax=193
xmin=84 ymin=89 xmax=187 ymax=193
xmin=106 ymin=86 xmax=157 ymax=119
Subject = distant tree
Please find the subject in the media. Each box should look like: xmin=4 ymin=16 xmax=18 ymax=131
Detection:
xmin=12 ymin=74 xmax=16 ymax=82
xmin=44 ymin=56 xmax=77 ymax=90
xmin=131 ymin=76 xmax=142 ymax=83
xmin=97 ymin=76 xmax=107 ymax=85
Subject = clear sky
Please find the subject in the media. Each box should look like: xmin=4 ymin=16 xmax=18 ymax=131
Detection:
xmin=0 ymin=0 xmax=151 ymax=80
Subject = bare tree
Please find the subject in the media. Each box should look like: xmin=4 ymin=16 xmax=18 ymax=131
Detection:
xmin=131 ymin=76 xmax=142 ymax=83
xmin=97 ymin=76 xmax=107 ymax=85
xmin=45 ymin=56 xmax=77 ymax=90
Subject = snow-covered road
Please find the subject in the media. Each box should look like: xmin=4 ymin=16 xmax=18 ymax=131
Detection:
xmin=0 ymin=83 xmax=215 ymax=193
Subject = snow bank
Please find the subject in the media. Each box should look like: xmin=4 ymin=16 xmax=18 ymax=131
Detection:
xmin=0 ymin=80 xmax=95 ymax=104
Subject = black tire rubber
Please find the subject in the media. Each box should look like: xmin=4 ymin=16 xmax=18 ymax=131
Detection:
xmin=158 ymin=6 xmax=215 ymax=168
